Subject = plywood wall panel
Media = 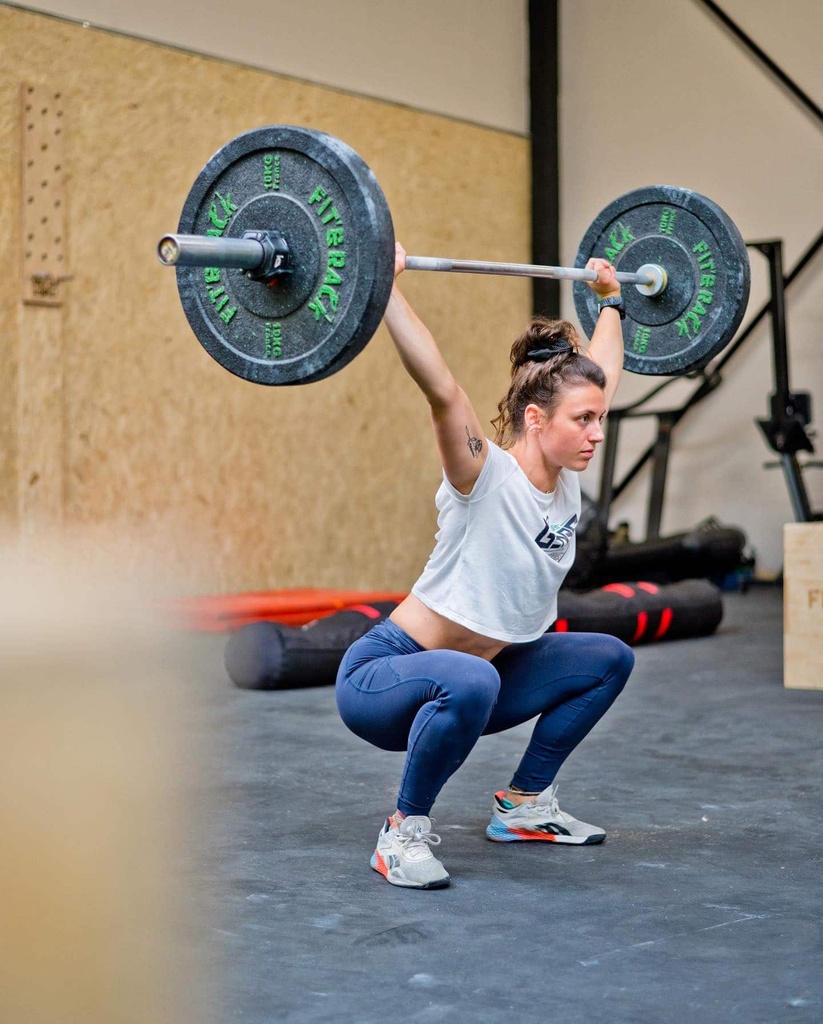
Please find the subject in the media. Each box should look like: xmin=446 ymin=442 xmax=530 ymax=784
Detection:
xmin=14 ymin=0 xmax=530 ymax=134
xmin=0 ymin=80 xmax=21 ymax=531
xmin=0 ymin=6 xmax=530 ymax=594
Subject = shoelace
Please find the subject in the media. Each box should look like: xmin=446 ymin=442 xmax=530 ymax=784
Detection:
xmin=396 ymin=825 xmax=442 ymax=860
xmin=533 ymin=792 xmax=575 ymax=823
xmin=535 ymin=791 xmax=560 ymax=815
xmin=514 ymin=786 xmax=573 ymax=823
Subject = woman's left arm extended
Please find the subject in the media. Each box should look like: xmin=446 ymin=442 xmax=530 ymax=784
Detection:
xmin=583 ymin=257 xmax=625 ymax=411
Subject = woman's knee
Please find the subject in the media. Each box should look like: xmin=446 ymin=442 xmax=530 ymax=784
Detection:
xmin=437 ymin=652 xmax=501 ymax=720
xmin=598 ymin=634 xmax=635 ymax=691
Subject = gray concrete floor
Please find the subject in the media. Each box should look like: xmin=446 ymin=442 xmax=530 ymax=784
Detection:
xmin=187 ymin=585 xmax=823 ymax=1023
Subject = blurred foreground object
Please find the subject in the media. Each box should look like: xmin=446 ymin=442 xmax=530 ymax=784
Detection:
xmin=0 ymin=543 xmax=212 ymax=1024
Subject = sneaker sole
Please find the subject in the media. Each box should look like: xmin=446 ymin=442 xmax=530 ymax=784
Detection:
xmin=485 ymin=822 xmax=605 ymax=844
xmin=370 ymin=851 xmax=451 ymax=889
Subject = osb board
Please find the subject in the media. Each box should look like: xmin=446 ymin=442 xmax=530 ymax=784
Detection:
xmin=0 ymin=6 xmax=531 ymax=594
xmin=15 ymin=304 xmax=65 ymax=536
xmin=783 ymin=524 xmax=823 ymax=690
xmin=0 ymin=70 xmax=20 ymax=527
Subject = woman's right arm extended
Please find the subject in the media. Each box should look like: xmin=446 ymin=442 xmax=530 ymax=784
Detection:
xmin=383 ymin=244 xmax=488 ymax=494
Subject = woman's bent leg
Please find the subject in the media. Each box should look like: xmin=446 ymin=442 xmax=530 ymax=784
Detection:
xmin=481 ymin=632 xmax=633 ymax=844
xmin=336 ymin=620 xmax=501 ymax=816
xmin=486 ymin=631 xmax=634 ymax=790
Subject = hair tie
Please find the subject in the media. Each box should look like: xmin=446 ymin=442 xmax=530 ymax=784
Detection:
xmin=526 ymin=339 xmax=573 ymax=362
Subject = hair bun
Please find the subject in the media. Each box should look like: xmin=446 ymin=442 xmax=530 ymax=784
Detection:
xmin=511 ymin=316 xmax=579 ymax=369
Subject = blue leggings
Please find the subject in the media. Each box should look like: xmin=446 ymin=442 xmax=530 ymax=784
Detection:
xmin=335 ymin=618 xmax=634 ymax=816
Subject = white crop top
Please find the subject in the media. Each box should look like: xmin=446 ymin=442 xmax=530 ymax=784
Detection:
xmin=411 ymin=440 xmax=581 ymax=643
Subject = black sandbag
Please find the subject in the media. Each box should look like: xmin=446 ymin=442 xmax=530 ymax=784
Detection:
xmin=551 ymin=579 xmax=723 ymax=644
xmin=224 ymin=602 xmax=397 ymax=690
xmin=590 ymin=518 xmax=747 ymax=586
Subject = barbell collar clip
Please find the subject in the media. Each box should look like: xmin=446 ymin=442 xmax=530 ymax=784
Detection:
xmin=241 ymin=230 xmax=291 ymax=281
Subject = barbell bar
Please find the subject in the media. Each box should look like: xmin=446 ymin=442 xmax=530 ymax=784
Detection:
xmin=158 ymin=232 xmax=667 ymax=296
xmin=406 ymin=257 xmax=667 ymax=298
xmin=158 ymin=124 xmax=750 ymax=385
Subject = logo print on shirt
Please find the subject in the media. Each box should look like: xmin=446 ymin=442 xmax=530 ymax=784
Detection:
xmin=535 ymin=513 xmax=578 ymax=561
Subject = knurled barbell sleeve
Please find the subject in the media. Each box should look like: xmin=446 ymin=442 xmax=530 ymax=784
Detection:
xmin=158 ymin=234 xmax=266 ymax=272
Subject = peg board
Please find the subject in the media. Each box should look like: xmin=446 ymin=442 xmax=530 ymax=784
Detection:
xmin=21 ymin=81 xmax=68 ymax=306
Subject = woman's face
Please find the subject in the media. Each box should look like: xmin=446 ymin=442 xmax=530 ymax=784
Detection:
xmin=538 ymin=383 xmax=607 ymax=472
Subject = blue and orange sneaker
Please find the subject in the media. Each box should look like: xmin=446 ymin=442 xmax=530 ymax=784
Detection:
xmin=485 ymin=784 xmax=606 ymax=844
xmin=371 ymin=815 xmax=450 ymax=889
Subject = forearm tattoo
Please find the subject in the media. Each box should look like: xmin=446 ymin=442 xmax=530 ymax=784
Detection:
xmin=465 ymin=426 xmax=483 ymax=458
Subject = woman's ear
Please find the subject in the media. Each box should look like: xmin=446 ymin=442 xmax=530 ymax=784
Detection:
xmin=523 ymin=403 xmax=545 ymax=432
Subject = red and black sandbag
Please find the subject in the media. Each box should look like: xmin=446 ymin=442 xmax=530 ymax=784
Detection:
xmin=551 ymin=579 xmax=723 ymax=645
xmin=224 ymin=602 xmax=398 ymax=690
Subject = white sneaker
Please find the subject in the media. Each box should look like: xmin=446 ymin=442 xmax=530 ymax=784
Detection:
xmin=370 ymin=815 xmax=450 ymax=889
xmin=485 ymin=784 xmax=606 ymax=844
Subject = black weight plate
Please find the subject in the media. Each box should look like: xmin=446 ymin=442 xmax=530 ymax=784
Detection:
xmin=573 ymin=186 xmax=750 ymax=376
xmin=176 ymin=126 xmax=395 ymax=385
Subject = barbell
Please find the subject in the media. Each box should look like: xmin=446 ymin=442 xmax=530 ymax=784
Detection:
xmin=157 ymin=125 xmax=751 ymax=385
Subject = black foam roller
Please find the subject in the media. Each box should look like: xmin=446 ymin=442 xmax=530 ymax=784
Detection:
xmin=589 ymin=522 xmax=747 ymax=586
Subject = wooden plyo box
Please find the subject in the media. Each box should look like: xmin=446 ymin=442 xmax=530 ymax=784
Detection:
xmin=784 ymin=524 xmax=823 ymax=690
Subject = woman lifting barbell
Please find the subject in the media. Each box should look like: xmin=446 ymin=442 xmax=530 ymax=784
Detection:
xmin=335 ymin=244 xmax=635 ymax=889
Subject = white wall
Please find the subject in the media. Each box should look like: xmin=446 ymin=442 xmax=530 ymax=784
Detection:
xmin=559 ymin=0 xmax=823 ymax=575
xmin=12 ymin=0 xmax=530 ymax=133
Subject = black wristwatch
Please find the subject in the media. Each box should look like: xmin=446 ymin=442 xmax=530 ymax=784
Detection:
xmin=597 ymin=296 xmax=626 ymax=320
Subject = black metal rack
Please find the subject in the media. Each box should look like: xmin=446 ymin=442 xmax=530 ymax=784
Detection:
xmin=597 ymin=237 xmax=822 ymax=539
